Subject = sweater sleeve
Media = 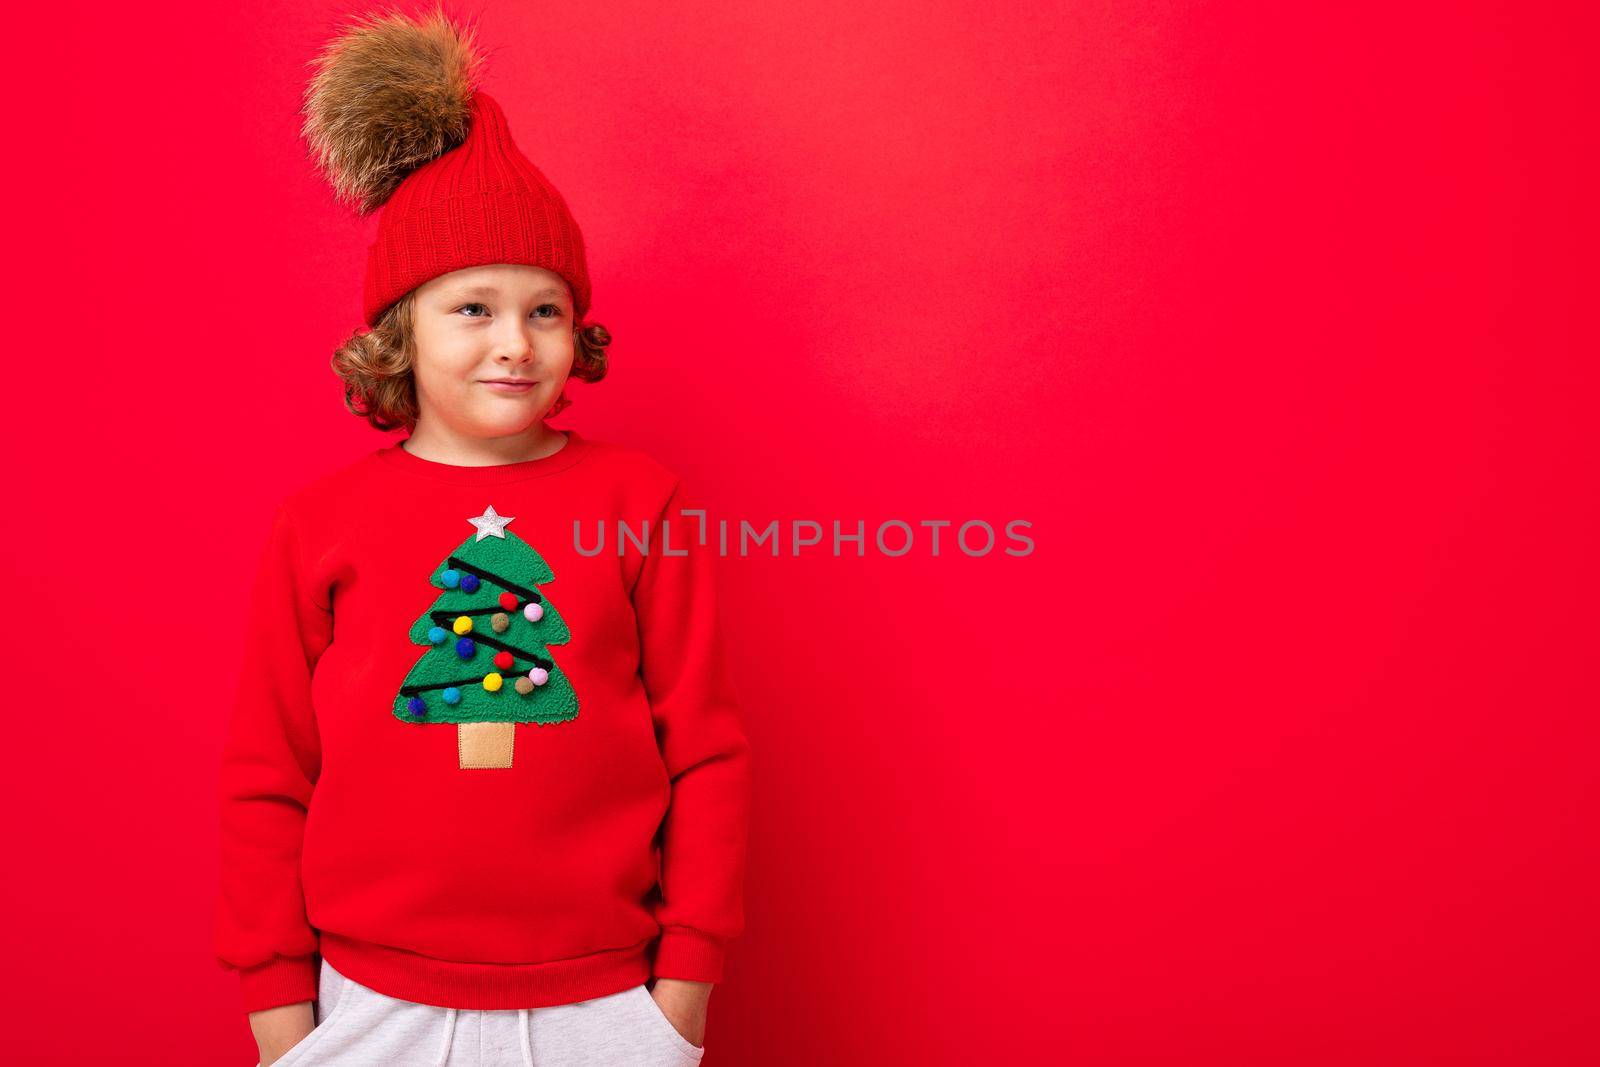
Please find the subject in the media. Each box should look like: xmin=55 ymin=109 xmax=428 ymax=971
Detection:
xmin=213 ymin=502 xmax=332 ymax=1013
xmin=632 ymin=480 xmax=753 ymax=984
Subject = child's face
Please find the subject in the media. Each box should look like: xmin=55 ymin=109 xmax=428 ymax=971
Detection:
xmin=410 ymin=263 xmax=577 ymax=439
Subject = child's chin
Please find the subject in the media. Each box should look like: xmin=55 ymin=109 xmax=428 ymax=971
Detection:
xmin=469 ymin=411 xmax=545 ymax=437
xmin=477 ymin=392 xmax=542 ymax=411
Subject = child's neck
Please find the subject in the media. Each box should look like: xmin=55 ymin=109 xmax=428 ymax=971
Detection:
xmin=401 ymin=421 xmax=569 ymax=468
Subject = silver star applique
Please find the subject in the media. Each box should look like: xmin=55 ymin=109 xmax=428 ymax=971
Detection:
xmin=468 ymin=505 xmax=515 ymax=542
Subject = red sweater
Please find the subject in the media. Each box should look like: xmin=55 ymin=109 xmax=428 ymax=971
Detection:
xmin=214 ymin=431 xmax=752 ymax=1013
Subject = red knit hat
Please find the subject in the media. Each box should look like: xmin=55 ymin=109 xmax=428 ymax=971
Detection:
xmin=363 ymin=89 xmax=591 ymax=327
xmin=301 ymin=7 xmax=591 ymax=328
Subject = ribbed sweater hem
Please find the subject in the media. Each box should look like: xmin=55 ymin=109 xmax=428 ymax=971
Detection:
xmin=319 ymin=932 xmax=654 ymax=1010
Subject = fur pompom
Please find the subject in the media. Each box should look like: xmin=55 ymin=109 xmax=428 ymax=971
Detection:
xmin=301 ymin=4 xmax=485 ymax=215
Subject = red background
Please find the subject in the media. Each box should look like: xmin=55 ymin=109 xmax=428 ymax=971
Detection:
xmin=6 ymin=1 xmax=1594 ymax=1063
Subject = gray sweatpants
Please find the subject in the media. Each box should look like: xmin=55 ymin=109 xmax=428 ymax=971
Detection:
xmin=260 ymin=957 xmax=707 ymax=1067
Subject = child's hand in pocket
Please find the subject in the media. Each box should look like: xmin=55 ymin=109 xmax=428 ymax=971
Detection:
xmin=249 ymin=1000 xmax=315 ymax=1065
xmin=649 ymin=977 xmax=711 ymax=1047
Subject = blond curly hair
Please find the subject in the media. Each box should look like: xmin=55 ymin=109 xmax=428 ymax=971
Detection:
xmin=331 ymin=290 xmax=611 ymax=433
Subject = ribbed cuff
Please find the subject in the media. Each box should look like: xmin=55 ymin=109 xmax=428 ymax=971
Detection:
xmin=651 ymin=927 xmax=727 ymax=984
xmin=239 ymin=954 xmax=318 ymax=1014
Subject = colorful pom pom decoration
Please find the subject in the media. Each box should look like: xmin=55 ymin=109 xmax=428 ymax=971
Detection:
xmin=524 ymin=602 xmax=544 ymax=622
xmin=455 ymin=637 xmax=475 ymax=659
xmin=528 ymin=666 xmax=549 ymax=686
xmin=514 ymin=677 xmax=534 ymax=695
xmin=483 ymin=672 xmax=503 ymax=692
xmin=428 ymin=626 xmax=447 ymax=644
xmin=499 ymin=592 xmax=518 ymax=611
xmin=461 ymin=573 xmax=481 ymax=593
xmin=453 ymin=615 xmax=473 ymax=635
xmin=491 ymin=612 xmax=510 ymax=633
xmin=407 ymin=696 xmax=427 ymax=717
xmin=494 ymin=650 xmax=514 ymax=670
xmin=443 ymin=686 xmax=462 ymax=705
xmin=441 ymin=569 xmax=461 ymax=588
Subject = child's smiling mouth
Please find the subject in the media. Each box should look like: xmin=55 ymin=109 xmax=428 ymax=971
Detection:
xmin=480 ymin=378 xmax=539 ymax=394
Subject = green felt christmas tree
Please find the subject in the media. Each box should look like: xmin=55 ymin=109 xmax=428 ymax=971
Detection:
xmin=393 ymin=506 xmax=579 ymax=769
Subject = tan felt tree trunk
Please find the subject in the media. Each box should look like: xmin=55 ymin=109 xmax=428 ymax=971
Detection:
xmin=458 ymin=721 xmax=515 ymax=769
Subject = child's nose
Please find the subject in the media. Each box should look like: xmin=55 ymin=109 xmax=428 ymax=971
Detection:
xmin=492 ymin=330 xmax=535 ymax=361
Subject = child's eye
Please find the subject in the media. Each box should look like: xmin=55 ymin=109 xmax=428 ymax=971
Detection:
xmin=455 ymin=304 xmax=560 ymax=319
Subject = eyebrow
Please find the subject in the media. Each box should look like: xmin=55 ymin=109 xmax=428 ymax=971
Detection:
xmin=445 ymin=285 xmax=568 ymax=300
